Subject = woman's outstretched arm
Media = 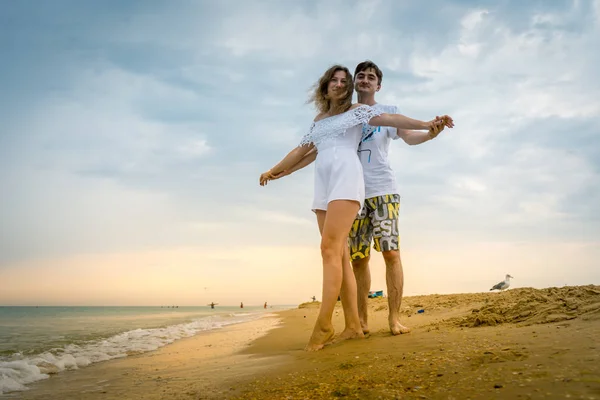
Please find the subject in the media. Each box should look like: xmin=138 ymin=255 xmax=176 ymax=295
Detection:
xmin=369 ymin=113 xmax=454 ymax=131
xmin=266 ymin=148 xmax=318 ymax=183
xmin=370 ymin=113 xmax=430 ymax=130
xmin=350 ymin=103 xmax=454 ymax=131
xmin=259 ymin=144 xmax=315 ymax=186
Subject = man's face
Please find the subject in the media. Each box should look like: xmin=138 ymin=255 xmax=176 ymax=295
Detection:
xmin=326 ymin=69 xmax=349 ymax=100
xmin=354 ymin=67 xmax=380 ymax=95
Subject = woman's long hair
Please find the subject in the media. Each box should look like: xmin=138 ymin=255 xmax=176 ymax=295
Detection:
xmin=308 ymin=65 xmax=354 ymax=116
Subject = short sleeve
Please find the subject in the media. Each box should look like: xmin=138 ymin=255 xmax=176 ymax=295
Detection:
xmin=298 ymin=122 xmax=316 ymax=147
xmin=387 ymin=105 xmax=400 ymax=140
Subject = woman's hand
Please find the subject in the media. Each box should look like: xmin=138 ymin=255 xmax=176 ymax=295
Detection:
xmin=431 ymin=115 xmax=454 ymax=129
xmin=269 ymin=170 xmax=289 ymax=180
xmin=260 ymin=170 xmax=289 ymax=186
xmin=259 ymin=170 xmax=273 ymax=186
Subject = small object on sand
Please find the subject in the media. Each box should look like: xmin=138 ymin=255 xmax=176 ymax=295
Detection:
xmin=490 ymin=274 xmax=514 ymax=291
xmin=417 ymin=309 xmax=425 ymax=314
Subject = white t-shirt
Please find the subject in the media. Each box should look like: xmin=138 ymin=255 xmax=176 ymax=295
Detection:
xmin=358 ymin=103 xmax=400 ymax=199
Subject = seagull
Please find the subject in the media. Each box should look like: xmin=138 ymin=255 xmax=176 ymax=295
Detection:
xmin=490 ymin=274 xmax=514 ymax=291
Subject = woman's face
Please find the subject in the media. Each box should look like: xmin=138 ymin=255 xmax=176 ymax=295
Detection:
xmin=326 ymin=70 xmax=349 ymax=100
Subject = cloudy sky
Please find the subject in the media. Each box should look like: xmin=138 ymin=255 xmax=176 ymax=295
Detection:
xmin=1 ymin=0 xmax=599 ymax=306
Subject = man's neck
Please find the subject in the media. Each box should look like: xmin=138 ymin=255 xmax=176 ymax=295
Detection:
xmin=357 ymin=92 xmax=377 ymax=106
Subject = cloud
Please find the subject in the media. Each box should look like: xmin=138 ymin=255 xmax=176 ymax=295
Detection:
xmin=0 ymin=1 xmax=598 ymax=304
xmin=378 ymin=4 xmax=600 ymax=238
xmin=221 ymin=9 xmax=325 ymax=58
xmin=16 ymin=66 xmax=211 ymax=170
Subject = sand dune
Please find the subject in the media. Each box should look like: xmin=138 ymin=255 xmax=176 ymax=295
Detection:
xmin=446 ymin=285 xmax=600 ymax=327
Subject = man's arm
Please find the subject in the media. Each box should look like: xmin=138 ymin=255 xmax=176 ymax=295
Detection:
xmin=396 ymin=117 xmax=447 ymax=145
xmin=397 ymin=129 xmax=439 ymax=145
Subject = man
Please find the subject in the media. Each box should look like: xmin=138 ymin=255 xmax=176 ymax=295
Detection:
xmin=350 ymin=60 xmax=447 ymax=335
xmin=264 ymin=60 xmax=451 ymax=336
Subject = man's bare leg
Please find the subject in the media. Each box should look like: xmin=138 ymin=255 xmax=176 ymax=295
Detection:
xmin=351 ymin=256 xmax=371 ymax=334
xmin=336 ymin=245 xmax=364 ymax=341
xmin=382 ymin=250 xmax=410 ymax=335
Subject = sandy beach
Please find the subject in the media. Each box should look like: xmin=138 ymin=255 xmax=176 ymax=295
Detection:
xmin=12 ymin=285 xmax=600 ymax=400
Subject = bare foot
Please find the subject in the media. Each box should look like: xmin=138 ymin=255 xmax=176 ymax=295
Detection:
xmin=333 ymin=328 xmax=365 ymax=343
xmin=360 ymin=320 xmax=370 ymax=335
xmin=390 ymin=320 xmax=411 ymax=335
xmin=305 ymin=326 xmax=335 ymax=352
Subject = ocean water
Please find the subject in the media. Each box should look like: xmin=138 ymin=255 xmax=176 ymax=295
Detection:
xmin=0 ymin=305 xmax=291 ymax=395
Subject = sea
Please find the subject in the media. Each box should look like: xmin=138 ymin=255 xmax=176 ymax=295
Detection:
xmin=0 ymin=305 xmax=292 ymax=396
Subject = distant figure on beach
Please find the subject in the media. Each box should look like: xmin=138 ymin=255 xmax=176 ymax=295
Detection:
xmin=240 ymin=302 xmax=244 ymax=308
xmin=264 ymin=302 xmax=267 ymax=309
xmin=490 ymin=274 xmax=514 ymax=291
xmin=263 ymin=61 xmax=453 ymax=337
xmin=208 ymin=302 xmax=217 ymax=309
xmin=260 ymin=64 xmax=451 ymax=351
xmin=311 ymin=296 xmax=317 ymax=302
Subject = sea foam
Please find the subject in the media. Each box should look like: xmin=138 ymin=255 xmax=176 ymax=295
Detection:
xmin=0 ymin=312 xmax=262 ymax=395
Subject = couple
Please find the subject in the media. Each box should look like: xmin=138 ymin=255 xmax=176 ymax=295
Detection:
xmin=259 ymin=61 xmax=453 ymax=351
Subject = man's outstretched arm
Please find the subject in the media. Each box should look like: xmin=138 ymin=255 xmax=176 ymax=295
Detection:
xmin=398 ymin=116 xmax=449 ymax=145
xmin=397 ymin=128 xmax=441 ymax=145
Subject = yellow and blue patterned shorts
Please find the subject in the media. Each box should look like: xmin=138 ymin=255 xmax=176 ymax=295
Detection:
xmin=348 ymin=194 xmax=400 ymax=260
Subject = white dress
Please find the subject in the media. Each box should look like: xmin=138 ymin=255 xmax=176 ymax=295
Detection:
xmin=299 ymin=105 xmax=384 ymax=212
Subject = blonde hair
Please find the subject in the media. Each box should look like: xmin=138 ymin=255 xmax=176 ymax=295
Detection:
xmin=308 ymin=65 xmax=354 ymax=116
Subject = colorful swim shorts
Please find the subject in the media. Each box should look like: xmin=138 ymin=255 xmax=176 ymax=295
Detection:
xmin=348 ymin=194 xmax=400 ymax=260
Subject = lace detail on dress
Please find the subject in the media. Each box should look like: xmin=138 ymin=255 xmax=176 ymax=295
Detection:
xmin=361 ymin=104 xmax=397 ymax=142
xmin=299 ymin=105 xmax=384 ymax=147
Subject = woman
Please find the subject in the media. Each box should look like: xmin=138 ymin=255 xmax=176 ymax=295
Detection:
xmin=260 ymin=65 xmax=449 ymax=351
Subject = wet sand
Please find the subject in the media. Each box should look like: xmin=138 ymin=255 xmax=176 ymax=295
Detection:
xmin=12 ymin=285 xmax=600 ymax=399
xmin=10 ymin=316 xmax=287 ymax=400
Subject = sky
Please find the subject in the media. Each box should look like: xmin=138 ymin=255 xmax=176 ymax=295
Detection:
xmin=0 ymin=0 xmax=599 ymax=306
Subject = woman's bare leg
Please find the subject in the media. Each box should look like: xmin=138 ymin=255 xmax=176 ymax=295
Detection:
xmin=337 ymin=244 xmax=364 ymax=340
xmin=306 ymin=200 xmax=363 ymax=351
xmin=307 ymin=210 xmax=337 ymax=351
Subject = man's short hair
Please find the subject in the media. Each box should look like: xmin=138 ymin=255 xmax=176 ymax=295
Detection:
xmin=354 ymin=60 xmax=383 ymax=85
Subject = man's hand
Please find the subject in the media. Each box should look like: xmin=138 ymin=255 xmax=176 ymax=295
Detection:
xmin=428 ymin=119 xmax=445 ymax=139
xmin=425 ymin=114 xmax=454 ymax=140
